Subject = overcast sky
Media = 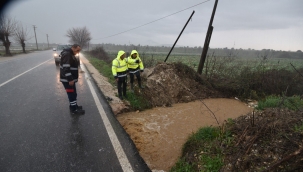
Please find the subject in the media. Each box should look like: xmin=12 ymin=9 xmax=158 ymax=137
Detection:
xmin=3 ymin=0 xmax=303 ymax=51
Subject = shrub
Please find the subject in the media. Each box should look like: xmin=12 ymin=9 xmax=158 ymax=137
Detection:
xmin=257 ymin=95 xmax=303 ymax=110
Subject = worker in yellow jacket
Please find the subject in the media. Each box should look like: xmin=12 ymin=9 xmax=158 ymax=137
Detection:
xmin=127 ymin=50 xmax=144 ymax=91
xmin=112 ymin=50 xmax=128 ymax=100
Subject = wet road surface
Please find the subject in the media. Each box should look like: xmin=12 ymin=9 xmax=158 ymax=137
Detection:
xmin=0 ymin=51 xmax=149 ymax=172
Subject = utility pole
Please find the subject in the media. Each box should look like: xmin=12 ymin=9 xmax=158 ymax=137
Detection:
xmin=197 ymin=0 xmax=219 ymax=74
xmin=33 ymin=25 xmax=38 ymax=50
xmin=164 ymin=11 xmax=195 ymax=62
xmin=46 ymin=34 xmax=49 ymax=49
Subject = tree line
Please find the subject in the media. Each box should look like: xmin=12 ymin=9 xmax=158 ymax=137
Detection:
xmin=0 ymin=15 xmax=91 ymax=56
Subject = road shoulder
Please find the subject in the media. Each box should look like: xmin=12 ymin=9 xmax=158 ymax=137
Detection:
xmin=80 ymin=54 xmax=151 ymax=172
xmin=80 ymin=54 xmax=129 ymax=115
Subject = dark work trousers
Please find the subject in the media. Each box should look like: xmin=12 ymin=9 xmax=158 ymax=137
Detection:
xmin=117 ymin=76 xmax=127 ymax=97
xmin=129 ymin=71 xmax=141 ymax=84
xmin=62 ymin=82 xmax=78 ymax=111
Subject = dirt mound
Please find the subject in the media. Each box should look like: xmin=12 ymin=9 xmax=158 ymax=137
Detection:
xmin=142 ymin=62 xmax=222 ymax=107
xmin=221 ymin=108 xmax=303 ymax=171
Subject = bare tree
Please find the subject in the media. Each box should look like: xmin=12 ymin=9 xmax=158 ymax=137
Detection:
xmin=0 ymin=16 xmax=17 ymax=56
xmin=66 ymin=26 xmax=91 ymax=48
xmin=14 ymin=22 xmax=30 ymax=53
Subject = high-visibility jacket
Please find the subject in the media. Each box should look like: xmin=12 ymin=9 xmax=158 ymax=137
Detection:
xmin=112 ymin=50 xmax=128 ymax=78
xmin=127 ymin=50 xmax=144 ymax=73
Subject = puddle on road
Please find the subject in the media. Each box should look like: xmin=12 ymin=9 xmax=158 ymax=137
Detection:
xmin=117 ymin=98 xmax=254 ymax=171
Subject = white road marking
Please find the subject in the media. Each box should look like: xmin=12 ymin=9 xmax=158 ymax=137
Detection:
xmin=81 ymin=63 xmax=134 ymax=172
xmin=0 ymin=58 xmax=52 ymax=88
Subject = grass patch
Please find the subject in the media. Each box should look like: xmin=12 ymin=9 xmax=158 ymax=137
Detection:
xmin=87 ymin=56 xmax=115 ymax=85
xmin=200 ymin=154 xmax=223 ymax=172
xmin=172 ymin=126 xmax=226 ymax=172
xmin=125 ymin=90 xmax=151 ymax=111
xmin=294 ymin=122 xmax=303 ymax=133
xmin=87 ymin=55 xmax=152 ymax=111
xmin=170 ymin=158 xmax=195 ymax=172
xmin=257 ymin=95 xmax=303 ymax=110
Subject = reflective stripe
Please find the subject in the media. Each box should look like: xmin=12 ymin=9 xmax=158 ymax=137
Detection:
xmin=60 ymin=79 xmax=78 ymax=82
xmin=115 ymin=59 xmax=120 ymax=67
xmin=116 ymin=65 xmax=126 ymax=68
xmin=62 ymin=64 xmax=70 ymax=67
xmin=118 ymin=74 xmax=127 ymax=77
xmin=65 ymin=73 xmax=72 ymax=76
xmin=60 ymin=79 xmax=68 ymax=82
xmin=128 ymin=64 xmax=138 ymax=67
xmin=70 ymin=103 xmax=77 ymax=106
xmin=115 ymin=59 xmax=126 ymax=68
xmin=70 ymin=101 xmax=77 ymax=104
xmin=129 ymin=69 xmax=140 ymax=74
xmin=70 ymin=67 xmax=78 ymax=70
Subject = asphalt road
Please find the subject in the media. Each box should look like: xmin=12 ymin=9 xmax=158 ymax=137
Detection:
xmin=0 ymin=50 xmax=150 ymax=172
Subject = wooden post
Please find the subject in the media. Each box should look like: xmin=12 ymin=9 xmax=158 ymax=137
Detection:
xmin=197 ymin=0 xmax=219 ymax=74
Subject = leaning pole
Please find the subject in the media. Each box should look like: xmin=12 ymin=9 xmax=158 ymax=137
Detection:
xmin=197 ymin=0 xmax=219 ymax=74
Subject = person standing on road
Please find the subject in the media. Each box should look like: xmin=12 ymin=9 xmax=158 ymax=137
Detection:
xmin=60 ymin=44 xmax=85 ymax=115
xmin=112 ymin=50 xmax=128 ymax=100
xmin=127 ymin=50 xmax=144 ymax=91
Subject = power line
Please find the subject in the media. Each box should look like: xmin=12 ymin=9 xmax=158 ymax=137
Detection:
xmin=93 ymin=0 xmax=211 ymax=40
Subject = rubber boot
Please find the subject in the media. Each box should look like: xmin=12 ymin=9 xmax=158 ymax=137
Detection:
xmin=118 ymin=92 xmax=123 ymax=100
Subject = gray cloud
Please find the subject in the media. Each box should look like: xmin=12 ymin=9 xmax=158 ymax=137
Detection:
xmin=3 ymin=0 xmax=303 ymax=51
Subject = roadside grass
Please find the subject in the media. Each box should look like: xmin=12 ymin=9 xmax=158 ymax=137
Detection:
xmin=256 ymin=95 xmax=303 ymax=110
xmin=125 ymin=90 xmax=151 ymax=111
xmin=0 ymin=50 xmax=27 ymax=56
xmin=87 ymin=55 xmax=151 ymax=111
xmin=87 ymin=56 xmax=116 ymax=85
xmin=170 ymin=158 xmax=195 ymax=172
xmin=171 ymin=126 xmax=229 ymax=172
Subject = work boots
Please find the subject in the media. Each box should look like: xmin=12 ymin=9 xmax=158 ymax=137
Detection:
xmin=70 ymin=109 xmax=85 ymax=115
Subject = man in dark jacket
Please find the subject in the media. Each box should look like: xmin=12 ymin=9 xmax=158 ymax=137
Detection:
xmin=60 ymin=44 xmax=85 ymax=115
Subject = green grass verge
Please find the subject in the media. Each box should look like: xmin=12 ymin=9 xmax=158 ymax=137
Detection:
xmin=125 ymin=90 xmax=151 ymax=111
xmin=170 ymin=158 xmax=195 ymax=172
xmin=87 ymin=56 xmax=116 ymax=85
xmin=257 ymin=95 xmax=303 ymax=110
xmin=171 ymin=126 xmax=228 ymax=172
xmin=87 ymin=56 xmax=151 ymax=111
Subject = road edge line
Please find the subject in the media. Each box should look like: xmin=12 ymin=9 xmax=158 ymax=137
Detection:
xmin=81 ymin=62 xmax=134 ymax=172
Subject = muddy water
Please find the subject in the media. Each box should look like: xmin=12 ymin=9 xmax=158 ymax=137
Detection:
xmin=117 ymin=98 xmax=253 ymax=171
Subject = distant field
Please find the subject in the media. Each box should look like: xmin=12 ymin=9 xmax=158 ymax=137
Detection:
xmin=106 ymin=51 xmax=303 ymax=71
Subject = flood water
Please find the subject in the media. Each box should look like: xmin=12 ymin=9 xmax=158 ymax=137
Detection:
xmin=117 ymin=98 xmax=254 ymax=171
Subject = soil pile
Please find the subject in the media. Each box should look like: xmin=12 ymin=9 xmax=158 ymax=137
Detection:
xmin=142 ymin=62 xmax=222 ymax=107
xmin=221 ymin=108 xmax=303 ymax=171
